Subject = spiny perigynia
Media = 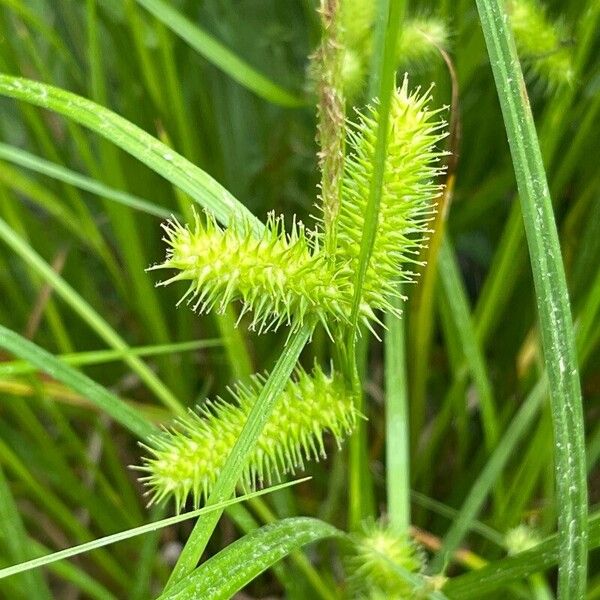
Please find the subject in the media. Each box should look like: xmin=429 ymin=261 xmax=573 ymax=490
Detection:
xmin=347 ymin=520 xmax=426 ymax=599
xmin=150 ymin=211 xmax=352 ymax=334
xmin=333 ymin=77 xmax=447 ymax=317
xmin=137 ymin=365 xmax=357 ymax=510
xmin=396 ymin=18 xmax=449 ymax=67
xmin=507 ymin=0 xmax=574 ymax=88
xmin=152 ymin=80 xmax=446 ymax=332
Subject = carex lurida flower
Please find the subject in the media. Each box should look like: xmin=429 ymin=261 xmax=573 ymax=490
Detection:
xmin=138 ymin=365 xmax=357 ymax=511
xmin=152 ymin=79 xmax=447 ymax=334
xmin=346 ymin=520 xmax=428 ymax=599
xmin=142 ymin=76 xmax=447 ymax=509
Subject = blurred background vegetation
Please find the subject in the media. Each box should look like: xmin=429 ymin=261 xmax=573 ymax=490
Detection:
xmin=0 ymin=0 xmax=598 ymax=598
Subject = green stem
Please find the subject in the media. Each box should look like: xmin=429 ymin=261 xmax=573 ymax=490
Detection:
xmin=316 ymin=0 xmax=345 ymax=255
xmin=347 ymin=0 xmax=406 ymax=531
xmin=384 ymin=292 xmax=410 ymax=533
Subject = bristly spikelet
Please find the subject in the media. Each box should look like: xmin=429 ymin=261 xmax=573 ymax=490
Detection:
xmin=505 ymin=524 xmax=542 ymax=555
xmin=137 ymin=365 xmax=357 ymax=511
xmin=153 ymin=79 xmax=446 ymax=332
xmin=507 ymin=0 xmax=574 ymax=88
xmin=336 ymin=77 xmax=447 ymax=317
xmin=397 ymin=18 xmax=449 ymax=67
xmin=347 ymin=521 xmax=427 ymax=599
xmin=151 ymin=210 xmax=352 ymax=334
xmin=339 ymin=0 xmax=375 ymax=52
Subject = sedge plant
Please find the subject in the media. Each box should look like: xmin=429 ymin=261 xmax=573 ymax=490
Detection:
xmin=134 ymin=2 xmax=448 ymax=596
xmin=0 ymin=0 xmax=595 ymax=598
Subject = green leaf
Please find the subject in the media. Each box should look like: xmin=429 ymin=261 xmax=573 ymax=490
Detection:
xmin=0 ymin=74 xmax=260 ymax=231
xmin=158 ymin=517 xmax=343 ymax=600
xmin=444 ymin=511 xmax=600 ymax=598
xmin=0 ymin=142 xmax=173 ymax=220
xmin=475 ymin=0 xmax=588 ymax=596
xmin=0 ymin=325 xmax=156 ymax=440
xmin=0 ymin=339 xmax=220 ymax=377
xmin=438 ymin=237 xmax=498 ymax=450
xmin=430 ymin=379 xmax=545 ymax=573
xmin=0 ymin=465 xmax=53 ymax=599
xmin=0 ymin=479 xmax=309 ymax=582
xmin=134 ymin=0 xmax=305 ymax=108
xmin=0 ymin=216 xmax=183 ymax=414
xmin=348 ymin=0 xmax=406 ymax=531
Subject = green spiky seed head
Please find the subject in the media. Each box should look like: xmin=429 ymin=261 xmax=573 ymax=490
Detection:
xmin=151 ymin=210 xmax=353 ymax=334
xmin=334 ymin=77 xmax=447 ymax=318
xmin=507 ymin=0 xmax=574 ymax=88
xmin=348 ymin=521 xmax=426 ymax=599
xmin=340 ymin=0 xmax=375 ymax=51
xmin=137 ymin=365 xmax=357 ymax=511
xmin=505 ymin=524 xmax=542 ymax=555
xmin=397 ymin=18 xmax=449 ymax=67
xmin=153 ymin=79 xmax=446 ymax=334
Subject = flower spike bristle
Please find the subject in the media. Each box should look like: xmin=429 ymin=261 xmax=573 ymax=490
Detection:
xmin=347 ymin=520 xmax=427 ymax=599
xmin=152 ymin=209 xmax=355 ymax=333
xmin=507 ymin=0 xmax=574 ymax=89
xmin=334 ymin=76 xmax=448 ymax=316
xmin=153 ymin=80 xmax=447 ymax=333
xmin=137 ymin=365 xmax=357 ymax=511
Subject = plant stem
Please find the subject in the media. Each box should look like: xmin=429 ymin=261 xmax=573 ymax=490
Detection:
xmin=385 ymin=293 xmax=410 ymax=533
xmin=316 ymin=0 xmax=345 ymax=255
xmin=347 ymin=0 xmax=406 ymax=531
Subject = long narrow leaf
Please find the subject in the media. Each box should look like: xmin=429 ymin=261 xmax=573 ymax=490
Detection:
xmin=0 ymin=142 xmax=173 ymax=219
xmin=475 ymin=1 xmax=588 ymax=596
xmin=0 ymin=479 xmax=309 ymax=581
xmin=430 ymin=379 xmax=545 ymax=572
xmin=0 ymin=74 xmax=260 ymax=230
xmin=134 ymin=0 xmax=304 ymax=108
xmin=0 ymin=325 xmax=156 ymax=440
xmin=0 ymin=466 xmax=52 ymax=599
xmin=348 ymin=0 xmax=406 ymax=530
xmin=165 ymin=320 xmax=315 ymax=587
xmin=438 ymin=237 xmax=498 ymax=450
xmin=0 ymin=217 xmax=183 ymax=414
xmin=158 ymin=517 xmax=342 ymax=600
xmin=444 ymin=511 xmax=600 ymax=598
xmin=0 ymin=339 xmax=220 ymax=377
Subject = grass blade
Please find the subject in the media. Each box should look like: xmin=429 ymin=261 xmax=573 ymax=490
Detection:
xmin=444 ymin=511 xmax=600 ymax=598
xmin=165 ymin=320 xmax=315 ymax=587
xmin=157 ymin=517 xmax=342 ymax=600
xmin=0 ymin=74 xmax=259 ymax=230
xmin=0 ymin=142 xmax=173 ymax=219
xmin=0 ymin=217 xmax=183 ymax=415
xmin=0 ymin=325 xmax=156 ymax=440
xmin=475 ymin=0 xmax=588 ymax=595
xmin=347 ymin=0 xmax=406 ymax=530
xmin=0 ymin=465 xmax=52 ymax=599
xmin=347 ymin=0 xmax=405 ymax=336
xmin=0 ymin=479 xmax=309 ymax=581
xmin=134 ymin=0 xmax=304 ymax=108
xmin=0 ymin=339 xmax=220 ymax=377
xmin=430 ymin=378 xmax=545 ymax=573
xmin=438 ymin=237 xmax=498 ymax=450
